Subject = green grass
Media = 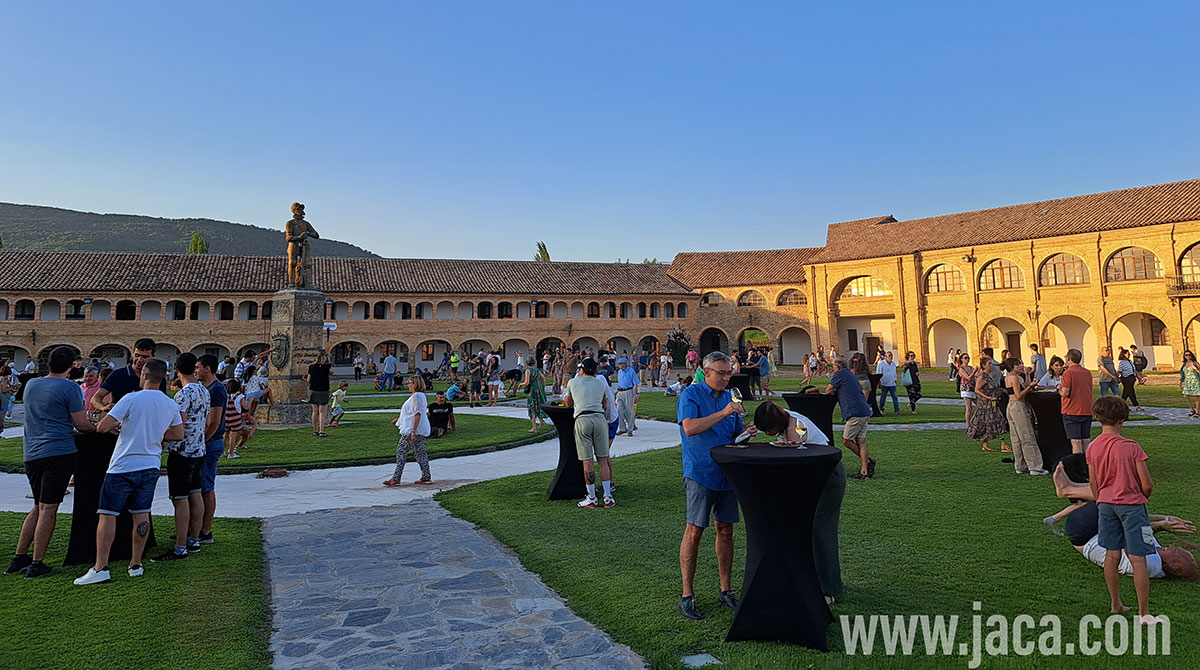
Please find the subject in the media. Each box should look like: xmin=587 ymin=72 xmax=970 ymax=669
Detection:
xmin=438 ymin=425 xmax=1200 ymax=669
xmin=0 ymin=413 xmax=550 ymax=470
xmin=0 ymin=514 xmax=269 ymax=669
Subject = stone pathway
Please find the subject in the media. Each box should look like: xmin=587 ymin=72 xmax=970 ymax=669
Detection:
xmin=266 ymin=500 xmax=645 ymax=669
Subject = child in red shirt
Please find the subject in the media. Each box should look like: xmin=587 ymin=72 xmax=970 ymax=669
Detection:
xmin=1086 ymin=396 xmax=1160 ymax=623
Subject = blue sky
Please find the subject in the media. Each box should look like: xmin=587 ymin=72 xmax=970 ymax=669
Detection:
xmin=2 ymin=2 xmax=1198 ymax=261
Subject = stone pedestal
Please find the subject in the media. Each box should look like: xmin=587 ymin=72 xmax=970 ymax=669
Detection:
xmin=259 ymin=288 xmax=326 ymax=426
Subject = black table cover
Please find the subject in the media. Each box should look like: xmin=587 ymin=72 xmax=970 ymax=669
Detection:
xmin=728 ymin=373 xmax=756 ymax=402
xmin=780 ymin=393 xmax=838 ymax=445
xmin=711 ymin=444 xmax=842 ymax=650
xmin=1027 ymin=391 xmax=1072 ymax=467
xmin=867 ymin=373 xmax=882 ymax=417
xmin=542 ymin=404 xmax=587 ymax=500
xmin=65 ymin=432 xmax=157 ymax=566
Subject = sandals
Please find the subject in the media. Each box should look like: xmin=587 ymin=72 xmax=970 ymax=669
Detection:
xmin=981 ymin=445 xmax=995 ymax=452
xmin=382 ymin=479 xmax=400 ymax=487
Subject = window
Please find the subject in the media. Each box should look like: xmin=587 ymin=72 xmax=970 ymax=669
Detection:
xmin=414 ymin=303 xmax=426 ymax=319
xmin=116 ymin=300 xmax=137 ymax=320
xmin=497 ymin=302 xmax=513 ymax=319
xmin=737 ymin=291 xmax=766 ymax=307
xmin=373 ymin=302 xmax=388 ymax=319
xmin=66 ymin=300 xmax=86 ymax=320
xmin=700 ymin=292 xmax=724 ymax=306
xmin=776 ymin=289 xmax=806 ymax=306
xmin=1106 ymin=247 xmax=1162 ymax=282
xmin=421 ymin=343 xmax=435 ymax=361
xmin=637 ymin=302 xmax=648 ymax=318
xmin=169 ymin=301 xmax=186 ymax=320
xmin=262 ymin=301 xmax=272 ymax=320
xmin=678 ymin=303 xmax=688 ymax=318
xmin=665 ymin=303 xmax=675 ymax=318
xmin=534 ymin=302 xmax=548 ymax=318
xmin=468 ymin=302 xmax=484 ymax=319
xmin=14 ymin=300 xmax=35 ymax=320
xmin=847 ymin=329 xmax=858 ymax=351
xmin=587 ymin=302 xmax=600 ymax=318
xmin=924 ymin=265 xmax=964 ymax=293
xmin=978 ymin=259 xmax=1025 ymax=291
xmin=1183 ymin=244 xmax=1200 ymax=282
xmin=1151 ymin=318 xmax=1169 ymax=346
xmin=839 ymin=276 xmax=892 ymax=299
xmin=1039 ymin=253 xmax=1090 ymax=286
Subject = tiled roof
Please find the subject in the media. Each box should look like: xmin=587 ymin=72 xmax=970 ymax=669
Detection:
xmin=668 ymin=248 xmax=823 ymax=289
xmin=814 ymin=178 xmax=1200 ymax=263
xmin=0 ymin=252 xmax=693 ymax=296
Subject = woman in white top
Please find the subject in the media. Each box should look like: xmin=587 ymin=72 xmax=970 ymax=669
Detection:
xmin=1036 ymin=355 xmax=1065 ymax=389
xmin=384 ymin=376 xmax=432 ymax=486
xmin=1117 ymin=348 xmax=1141 ymax=411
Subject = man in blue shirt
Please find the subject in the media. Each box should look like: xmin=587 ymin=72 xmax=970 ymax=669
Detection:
xmin=615 ymin=358 xmax=640 ymax=436
xmin=676 ymin=351 xmax=756 ymax=620
xmin=90 ymin=337 xmax=166 ymax=411
xmin=6 ymin=346 xmax=96 ymax=578
xmin=827 ymin=356 xmax=874 ymax=480
xmin=381 ymin=353 xmax=399 ymax=392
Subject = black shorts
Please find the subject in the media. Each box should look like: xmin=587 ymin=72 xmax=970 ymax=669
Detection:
xmin=25 ymin=453 xmax=76 ymax=505
xmin=166 ymin=452 xmax=205 ymax=500
xmin=470 ymin=380 xmax=481 ymax=393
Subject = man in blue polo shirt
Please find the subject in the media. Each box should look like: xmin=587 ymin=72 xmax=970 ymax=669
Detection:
xmin=827 ymin=356 xmax=874 ymax=480
xmin=676 ymin=351 xmax=756 ymax=620
xmin=615 ymin=358 xmax=639 ymax=436
xmin=90 ymin=338 xmax=167 ymax=410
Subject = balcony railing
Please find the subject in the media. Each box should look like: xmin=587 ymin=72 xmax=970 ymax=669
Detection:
xmin=1166 ymin=276 xmax=1200 ymax=297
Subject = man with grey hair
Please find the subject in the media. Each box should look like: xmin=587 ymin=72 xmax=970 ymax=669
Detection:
xmin=826 ymin=356 xmax=874 ymax=479
xmin=675 ymin=351 xmax=757 ymax=619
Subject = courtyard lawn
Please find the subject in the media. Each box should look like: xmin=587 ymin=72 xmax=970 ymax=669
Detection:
xmin=0 ymin=413 xmax=551 ymax=471
xmin=0 ymin=514 xmax=269 ymax=670
xmin=437 ymin=425 xmax=1200 ymax=669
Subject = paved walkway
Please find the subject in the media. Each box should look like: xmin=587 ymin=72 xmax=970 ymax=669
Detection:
xmin=266 ymin=500 xmax=644 ymax=669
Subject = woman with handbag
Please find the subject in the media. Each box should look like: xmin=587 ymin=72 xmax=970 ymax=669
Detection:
xmin=901 ymin=351 xmax=922 ymax=414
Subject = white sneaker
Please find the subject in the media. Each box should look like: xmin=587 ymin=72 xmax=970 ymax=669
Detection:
xmin=1029 ymin=470 xmax=1050 ymax=476
xmin=603 ymin=496 xmax=615 ymax=508
xmin=578 ymin=496 xmax=599 ymax=509
xmin=74 ymin=567 xmax=111 ymax=585
xmin=228 ymin=453 xmax=240 ymax=459
xmin=128 ymin=564 xmax=144 ymax=578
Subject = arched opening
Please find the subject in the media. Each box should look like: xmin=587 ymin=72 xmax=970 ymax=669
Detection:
xmin=677 ymin=303 xmax=688 ymax=318
xmin=533 ymin=301 xmax=549 ymax=319
xmin=1039 ymin=253 xmax=1090 ymax=287
xmin=570 ymin=302 xmax=585 ymax=319
xmin=190 ymin=343 xmax=230 ymax=361
xmin=924 ymin=264 xmax=965 ymax=293
xmin=65 ymin=299 xmax=87 ymax=321
xmin=164 ymin=300 xmax=185 ymax=321
xmin=536 ymin=338 xmax=564 ymax=362
xmin=607 ymin=336 xmax=633 ymax=356
xmin=416 ymin=340 xmax=451 ymax=370
xmin=737 ymin=291 xmax=766 ymax=307
xmin=501 ymin=338 xmax=531 ymax=367
xmin=39 ymin=300 xmax=60 ymax=321
xmin=981 ymin=317 xmax=1026 ymax=359
xmin=978 ymin=259 xmax=1025 ymax=291
xmin=135 ymin=300 xmax=160 ymax=321
xmin=262 ymin=301 xmax=272 ymax=320
xmin=416 ymin=302 xmax=434 ymax=320
xmin=1180 ymin=242 xmax=1200 ymax=282
xmin=373 ymin=301 xmax=389 ymax=319
xmin=459 ymin=339 xmax=491 ymax=360
xmin=114 ymin=300 xmax=136 ymax=321
xmin=457 ymin=302 xmax=473 ymax=320
xmin=572 ymin=337 xmax=600 ymax=355
xmin=1106 ymin=247 xmax=1162 ymax=282
xmin=188 ymin=301 xmax=210 ymax=321
xmin=664 ymin=303 xmax=675 ymax=318
xmin=650 ymin=303 xmax=661 ymax=318
xmin=637 ymin=302 xmax=648 ymax=318
xmin=496 ymin=302 xmax=513 ymax=319
xmin=0 ymin=300 xmax=8 ymax=321
xmin=606 ymin=302 xmax=618 ymax=319
xmin=329 ymin=301 xmax=349 ymax=320
xmin=778 ymin=327 xmax=812 ymax=365
xmin=237 ymin=301 xmax=258 ymax=320
xmin=1042 ymin=315 xmax=1098 ymax=367
xmin=375 ymin=341 xmax=409 ymax=373
xmin=737 ymin=328 xmax=769 ymax=356
xmin=552 ymin=301 xmax=568 ymax=319
xmin=437 ymin=301 xmax=455 ymax=319
xmin=587 ymin=302 xmax=600 ymax=318
xmin=0 ymin=345 xmax=31 ymax=369
xmin=836 ymin=276 xmax=892 ymax=300
xmin=700 ymin=292 xmax=724 ymax=307
xmin=475 ymin=302 xmax=492 ymax=319
xmin=619 ymin=302 xmax=631 ymax=319
xmin=351 ymin=301 xmax=370 ymax=320
xmin=777 ymin=289 xmax=807 ymax=306
xmin=513 ymin=301 xmax=530 ymax=319
xmin=1112 ymin=313 xmax=1170 ymax=371
xmin=395 ymin=301 xmax=413 ymax=320
xmin=928 ymin=319 xmax=969 ymax=365
xmin=38 ymin=344 xmax=81 ymax=372
xmin=214 ymin=301 xmax=234 ymax=321
xmin=639 ymin=336 xmax=660 ymax=355
xmin=699 ymin=328 xmax=729 ymax=357
xmin=14 ymin=300 xmax=35 ymax=321
xmin=331 ymin=341 xmax=366 ymax=368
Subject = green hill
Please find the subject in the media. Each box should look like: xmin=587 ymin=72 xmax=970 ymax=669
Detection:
xmin=0 ymin=202 xmax=377 ymax=257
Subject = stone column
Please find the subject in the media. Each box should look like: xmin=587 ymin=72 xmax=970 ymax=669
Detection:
xmin=260 ymin=287 xmax=326 ymax=425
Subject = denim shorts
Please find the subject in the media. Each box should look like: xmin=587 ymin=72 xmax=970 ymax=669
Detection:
xmin=202 ymin=440 xmax=224 ymax=493
xmin=1063 ymin=414 xmax=1093 ymax=440
xmin=608 ymin=418 xmax=619 ymax=441
xmin=98 ymin=468 xmax=159 ymax=516
xmin=1098 ymin=503 xmax=1155 ymax=556
xmin=685 ymin=477 xmax=739 ymax=528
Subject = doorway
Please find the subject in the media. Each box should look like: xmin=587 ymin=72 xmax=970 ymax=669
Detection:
xmin=1005 ymin=332 xmax=1022 ymax=356
xmin=865 ymin=335 xmax=882 ymax=358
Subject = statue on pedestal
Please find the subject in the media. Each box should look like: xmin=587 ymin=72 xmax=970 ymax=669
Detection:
xmin=285 ymin=202 xmax=320 ymax=288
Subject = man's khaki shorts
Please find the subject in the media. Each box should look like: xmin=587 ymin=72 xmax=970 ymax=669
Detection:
xmin=574 ymin=413 xmax=610 ymax=460
xmin=842 ymin=415 xmax=869 ymax=442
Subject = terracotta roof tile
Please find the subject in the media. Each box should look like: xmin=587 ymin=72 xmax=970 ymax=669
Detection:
xmin=0 ymin=252 xmax=692 ymax=296
xmin=668 ymin=248 xmax=823 ymax=288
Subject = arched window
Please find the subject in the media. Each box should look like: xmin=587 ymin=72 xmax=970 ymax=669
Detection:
xmin=637 ymin=302 xmax=648 ymax=318
xmin=116 ymin=300 xmax=137 ymax=320
xmin=1182 ymin=243 xmax=1200 ymax=282
xmin=839 ymin=276 xmax=892 ymax=299
xmin=587 ymin=302 xmax=600 ymax=318
xmin=678 ymin=303 xmax=688 ymax=318
xmin=737 ymin=290 xmax=766 ymax=307
xmin=1151 ymin=317 xmax=1169 ymax=346
xmin=664 ymin=303 xmax=675 ymax=318
xmin=66 ymin=300 xmax=87 ymax=320
xmin=497 ymin=302 xmax=513 ymax=319
xmin=473 ymin=302 xmax=490 ymax=320
xmin=924 ymin=264 xmax=964 ymax=293
xmin=14 ymin=300 xmax=35 ymax=320
xmin=373 ymin=301 xmax=389 ymax=319
xmin=700 ymin=292 xmax=724 ymax=306
xmin=1039 ymin=253 xmax=1090 ymax=286
xmin=776 ymin=289 xmax=806 ymax=306
xmin=1106 ymin=247 xmax=1162 ymax=282
xmin=978 ymin=259 xmax=1025 ymax=291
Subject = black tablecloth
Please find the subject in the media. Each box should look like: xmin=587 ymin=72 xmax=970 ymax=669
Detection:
xmin=542 ymin=405 xmax=586 ymax=500
xmin=867 ymin=373 xmax=882 ymax=417
xmin=728 ymin=374 xmax=756 ymax=402
xmin=16 ymin=372 xmax=37 ymax=402
xmin=1027 ymin=391 xmax=1072 ymax=467
xmin=711 ymin=444 xmax=842 ymax=650
xmin=65 ymin=432 xmax=157 ymax=566
xmin=780 ymin=393 xmax=838 ymax=444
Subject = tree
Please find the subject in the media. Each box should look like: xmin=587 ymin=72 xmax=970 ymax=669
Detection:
xmin=186 ymin=232 xmax=209 ymax=254
xmin=533 ymin=241 xmax=551 ymax=262
xmin=641 ymin=257 xmax=658 ymax=264
xmin=666 ymin=326 xmax=692 ymax=366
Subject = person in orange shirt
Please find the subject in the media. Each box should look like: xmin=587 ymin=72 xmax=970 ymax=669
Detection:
xmin=1059 ymin=348 xmax=1095 ymax=453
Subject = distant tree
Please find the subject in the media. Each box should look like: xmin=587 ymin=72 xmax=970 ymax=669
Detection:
xmin=666 ymin=326 xmax=691 ymax=365
xmin=641 ymin=257 xmax=658 ymax=264
xmin=533 ymin=241 xmax=551 ymax=262
xmin=186 ymin=232 xmax=209 ymax=254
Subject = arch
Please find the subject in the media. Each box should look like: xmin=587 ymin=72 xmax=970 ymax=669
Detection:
xmin=0 ymin=300 xmax=7 ymax=321
xmin=928 ymin=319 xmax=969 ymax=365
xmin=415 ymin=339 xmax=452 ymax=369
xmin=980 ymin=317 xmax=1027 ymax=358
xmin=515 ymin=301 xmax=532 ymax=319
xmin=214 ymin=300 xmax=234 ymax=321
xmin=776 ymin=289 xmax=807 ymax=306
xmin=778 ymin=327 xmax=812 ymax=365
xmin=978 ymin=259 xmax=1025 ymax=291
xmin=835 ymin=276 xmax=892 ymax=300
xmin=416 ymin=301 xmax=434 ymax=320
xmin=457 ymin=302 xmax=473 ymax=320
xmin=0 ymin=345 xmax=32 ymax=368
xmin=330 ymin=340 xmax=366 ymax=367
xmin=89 ymin=344 xmax=131 ymax=368
xmin=395 ymin=301 xmax=414 ymax=320
xmin=572 ymin=337 xmax=600 ymax=354
xmin=1038 ymin=253 xmax=1090 ymax=287
xmin=188 ymin=301 xmax=210 ymax=321
xmin=737 ymin=327 xmax=769 ymax=354
xmin=237 ymin=300 xmax=258 ymax=320
xmin=262 ymin=301 xmax=273 ymax=320
xmin=138 ymin=300 xmax=162 ymax=321
xmin=327 ymin=301 xmax=349 ymax=320
xmin=637 ymin=302 xmax=648 ymax=318
xmin=152 ymin=341 xmax=182 ymax=361
xmin=619 ymin=302 xmax=631 ymax=319
xmin=190 ymin=342 xmax=231 ymax=360
xmin=606 ymin=302 xmax=618 ymax=319
xmin=1105 ymin=247 xmax=1162 ymax=282
xmin=607 ymin=336 xmax=633 ymax=356
xmin=700 ymin=291 xmax=724 ymax=307
xmin=63 ymin=299 xmax=86 ymax=321
xmin=39 ymin=300 xmax=61 ymax=321
xmin=349 ymin=300 xmax=369 ymax=320
xmin=587 ymin=302 xmax=600 ymax=318
xmin=496 ymin=302 xmax=513 ymax=319
xmin=664 ymin=303 xmax=675 ymax=318
xmin=737 ymin=290 xmax=766 ymax=307
xmin=638 ymin=336 xmax=660 ymax=354
xmin=37 ymin=344 xmax=81 ymax=372
xmin=570 ymin=302 xmax=585 ymax=319
xmin=501 ymin=338 xmax=531 ymax=366
xmin=699 ymin=327 xmax=729 ymax=356
xmin=1041 ymin=315 xmax=1097 ymax=367
xmin=373 ymin=301 xmax=390 ymax=319
xmin=650 ymin=302 xmax=661 ymax=318
xmin=374 ymin=340 xmax=410 ymax=373
xmin=475 ymin=301 xmax=492 ymax=319
xmin=14 ymin=299 xmax=35 ymax=321
xmin=536 ymin=338 xmax=564 ymax=361
xmin=533 ymin=301 xmax=549 ymax=319
xmin=163 ymin=300 xmax=185 ymax=321
xmin=677 ymin=303 xmax=688 ymax=318
xmin=112 ymin=299 xmax=136 ymax=321
xmin=1111 ymin=312 xmax=1170 ymax=371
xmin=1180 ymin=241 xmax=1200 ymax=281
xmin=924 ymin=264 xmax=965 ymax=293
xmin=458 ymin=339 xmax=491 ymax=359
xmin=436 ymin=300 xmax=455 ymax=319
xmin=553 ymin=301 xmax=568 ymax=319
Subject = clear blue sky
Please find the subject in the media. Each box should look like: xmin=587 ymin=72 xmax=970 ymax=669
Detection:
xmin=2 ymin=2 xmax=1198 ymax=262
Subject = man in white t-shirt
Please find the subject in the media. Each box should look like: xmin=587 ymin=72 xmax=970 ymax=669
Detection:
xmin=23 ymin=359 xmax=37 ymax=375
xmin=75 ymin=359 xmax=184 ymax=585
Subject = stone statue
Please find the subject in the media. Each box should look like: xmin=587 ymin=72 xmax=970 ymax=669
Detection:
xmin=285 ymin=202 xmax=320 ymax=288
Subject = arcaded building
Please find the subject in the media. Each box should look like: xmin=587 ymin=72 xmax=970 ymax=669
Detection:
xmin=2 ymin=178 xmax=1199 ymax=374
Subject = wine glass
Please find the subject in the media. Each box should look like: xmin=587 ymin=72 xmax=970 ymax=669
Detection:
xmin=730 ymin=388 xmax=743 ymax=404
